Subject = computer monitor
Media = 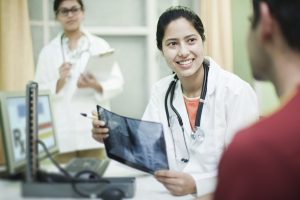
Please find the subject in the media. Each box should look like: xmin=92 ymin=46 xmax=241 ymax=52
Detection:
xmin=0 ymin=90 xmax=58 ymax=176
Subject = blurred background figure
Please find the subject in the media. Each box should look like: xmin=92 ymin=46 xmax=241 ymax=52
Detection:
xmin=34 ymin=0 xmax=124 ymax=162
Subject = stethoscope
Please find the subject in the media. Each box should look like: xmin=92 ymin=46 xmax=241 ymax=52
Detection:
xmin=60 ymin=33 xmax=91 ymax=63
xmin=164 ymin=59 xmax=210 ymax=163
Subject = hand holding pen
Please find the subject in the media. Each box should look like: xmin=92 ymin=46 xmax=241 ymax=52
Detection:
xmin=81 ymin=111 xmax=109 ymax=143
xmin=56 ymin=63 xmax=72 ymax=93
xmin=80 ymin=112 xmax=97 ymax=120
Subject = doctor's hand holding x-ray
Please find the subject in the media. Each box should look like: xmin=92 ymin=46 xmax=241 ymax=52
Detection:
xmin=92 ymin=6 xmax=259 ymax=198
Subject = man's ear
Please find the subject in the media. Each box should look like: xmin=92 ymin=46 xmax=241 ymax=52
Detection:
xmin=259 ymin=2 xmax=274 ymax=42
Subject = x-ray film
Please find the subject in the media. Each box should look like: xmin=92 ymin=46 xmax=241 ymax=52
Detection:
xmin=96 ymin=105 xmax=169 ymax=174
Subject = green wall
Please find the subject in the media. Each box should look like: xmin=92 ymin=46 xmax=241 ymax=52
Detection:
xmin=231 ymin=0 xmax=253 ymax=84
xmin=231 ymin=0 xmax=280 ymax=115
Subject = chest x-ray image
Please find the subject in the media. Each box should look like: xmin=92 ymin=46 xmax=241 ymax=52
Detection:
xmin=97 ymin=105 xmax=169 ymax=174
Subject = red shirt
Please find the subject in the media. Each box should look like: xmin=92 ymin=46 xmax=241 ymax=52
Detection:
xmin=214 ymin=86 xmax=300 ymax=200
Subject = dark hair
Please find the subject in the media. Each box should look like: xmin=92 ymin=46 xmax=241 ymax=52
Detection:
xmin=252 ymin=0 xmax=300 ymax=51
xmin=53 ymin=0 xmax=84 ymax=15
xmin=156 ymin=6 xmax=206 ymax=51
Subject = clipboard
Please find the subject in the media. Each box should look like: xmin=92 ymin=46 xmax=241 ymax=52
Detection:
xmin=85 ymin=49 xmax=115 ymax=80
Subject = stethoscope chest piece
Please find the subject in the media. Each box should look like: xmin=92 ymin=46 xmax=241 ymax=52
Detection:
xmin=191 ymin=126 xmax=205 ymax=143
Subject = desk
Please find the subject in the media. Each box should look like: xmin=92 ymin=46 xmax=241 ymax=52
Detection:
xmin=0 ymin=161 xmax=211 ymax=200
xmin=0 ymin=176 xmax=195 ymax=200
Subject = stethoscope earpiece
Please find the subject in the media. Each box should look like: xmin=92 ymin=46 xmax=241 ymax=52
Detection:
xmin=181 ymin=158 xmax=189 ymax=163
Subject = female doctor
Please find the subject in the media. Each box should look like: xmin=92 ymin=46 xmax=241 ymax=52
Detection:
xmin=92 ymin=6 xmax=259 ymax=198
xmin=35 ymin=0 xmax=123 ymax=154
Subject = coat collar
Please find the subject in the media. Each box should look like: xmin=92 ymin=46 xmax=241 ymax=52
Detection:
xmin=173 ymin=57 xmax=219 ymax=97
xmin=170 ymin=57 xmax=220 ymax=133
xmin=54 ymin=27 xmax=92 ymax=45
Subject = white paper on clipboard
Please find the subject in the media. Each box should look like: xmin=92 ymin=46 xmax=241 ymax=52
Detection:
xmin=85 ymin=49 xmax=115 ymax=80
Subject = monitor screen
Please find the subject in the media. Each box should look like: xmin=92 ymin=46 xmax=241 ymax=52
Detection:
xmin=0 ymin=90 xmax=58 ymax=175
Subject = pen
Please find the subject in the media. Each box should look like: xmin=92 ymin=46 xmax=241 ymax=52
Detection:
xmin=80 ymin=113 xmax=97 ymax=120
xmin=99 ymin=49 xmax=114 ymax=57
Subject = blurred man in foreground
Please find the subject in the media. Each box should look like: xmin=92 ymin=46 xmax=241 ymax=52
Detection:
xmin=214 ymin=0 xmax=300 ymax=199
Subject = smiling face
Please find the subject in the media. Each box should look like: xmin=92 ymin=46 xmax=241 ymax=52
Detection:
xmin=56 ymin=0 xmax=84 ymax=33
xmin=161 ymin=17 xmax=204 ymax=79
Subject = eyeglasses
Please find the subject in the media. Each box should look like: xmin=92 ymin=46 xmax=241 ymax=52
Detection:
xmin=57 ymin=6 xmax=82 ymax=17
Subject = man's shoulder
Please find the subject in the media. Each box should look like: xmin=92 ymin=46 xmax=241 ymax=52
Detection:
xmin=237 ymin=90 xmax=300 ymax=147
xmin=224 ymin=121 xmax=273 ymax=162
xmin=225 ymin=111 xmax=294 ymax=162
xmin=217 ymin=113 xmax=300 ymax=200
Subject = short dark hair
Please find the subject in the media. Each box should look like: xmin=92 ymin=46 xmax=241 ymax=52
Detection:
xmin=252 ymin=0 xmax=300 ymax=52
xmin=156 ymin=6 xmax=206 ymax=51
xmin=53 ymin=0 xmax=84 ymax=15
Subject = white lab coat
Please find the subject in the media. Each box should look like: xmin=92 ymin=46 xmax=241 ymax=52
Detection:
xmin=35 ymin=29 xmax=124 ymax=153
xmin=142 ymin=57 xmax=259 ymax=197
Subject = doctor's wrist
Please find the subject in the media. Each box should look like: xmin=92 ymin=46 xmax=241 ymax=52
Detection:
xmin=56 ymin=78 xmax=67 ymax=93
xmin=92 ymin=83 xmax=103 ymax=94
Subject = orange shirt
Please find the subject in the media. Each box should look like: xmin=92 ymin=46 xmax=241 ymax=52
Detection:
xmin=183 ymin=95 xmax=200 ymax=131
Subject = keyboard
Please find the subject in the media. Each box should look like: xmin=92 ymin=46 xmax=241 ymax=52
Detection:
xmin=64 ymin=158 xmax=109 ymax=177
